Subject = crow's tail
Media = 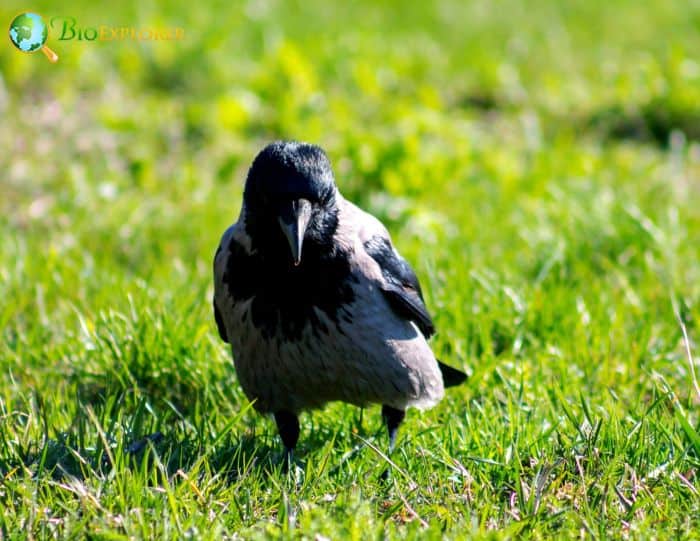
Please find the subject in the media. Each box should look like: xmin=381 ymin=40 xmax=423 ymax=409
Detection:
xmin=438 ymin=360 xmax=468 ymax=388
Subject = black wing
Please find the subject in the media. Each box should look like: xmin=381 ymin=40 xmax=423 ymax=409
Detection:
xmin=213 ymin=298 xmax=228 ymax=343
xmin=364 ymin=234 xmax=467 ymax=387
xmin=364 ymin=235 xmax=435 ymax=338
xmin=213 ymin=244 xmax=229 ymax=343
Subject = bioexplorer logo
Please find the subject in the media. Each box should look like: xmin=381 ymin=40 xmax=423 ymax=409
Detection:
xmin=8 ymin=14 xmax=184 ymax=63
xmin=8 ymin=12 xmax=58 ymax=62
xmin=50 ymin=17 xmax=185 ymax=42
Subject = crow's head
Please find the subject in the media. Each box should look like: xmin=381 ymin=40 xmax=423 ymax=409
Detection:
xmin=243 ymin=141 xmax=339 ymax=265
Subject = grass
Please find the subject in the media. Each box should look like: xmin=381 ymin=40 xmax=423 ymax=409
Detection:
xmin=1 ymin=0 xmax=700 ymax=538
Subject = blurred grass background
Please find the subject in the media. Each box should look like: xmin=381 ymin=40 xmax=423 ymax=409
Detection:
xmin=1 ymin=0 xmax=700 ymax=538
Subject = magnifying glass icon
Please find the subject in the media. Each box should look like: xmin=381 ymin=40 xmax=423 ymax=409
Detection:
xmin=9 ymin=12 xmax=59 ymax=63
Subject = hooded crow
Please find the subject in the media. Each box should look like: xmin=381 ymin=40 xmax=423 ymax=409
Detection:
xmin=213 ymin=141 xmax=466 ymax=460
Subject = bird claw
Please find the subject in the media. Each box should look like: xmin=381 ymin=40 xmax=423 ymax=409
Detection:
xmin=279 ymin=454 xmax=304 ymax=485
xmin=126 ymin=432 xmax=164 ymax=454
xmin=379 ymin=467 xmax=392 ymax=483
xmin=288 ymin=461 xmax=305 ymax=485
xmin=276 ymin=448 xmax=304 ymax=481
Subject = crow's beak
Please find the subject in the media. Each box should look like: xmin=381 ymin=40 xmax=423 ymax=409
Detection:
xmin=277 ymin=198 xmax=312 ymax=266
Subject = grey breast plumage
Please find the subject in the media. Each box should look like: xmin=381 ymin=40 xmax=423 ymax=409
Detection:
xmin=213 ymin=195 xmax=445 ymax=414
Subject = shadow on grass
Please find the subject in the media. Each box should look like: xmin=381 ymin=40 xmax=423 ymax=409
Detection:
xmin=1 ymin=428 xmax=284 ymax=488
xmin=451 ymin=87 xmax=700 ymax=146
xmin=585 ymin=99 xmax=700 ymax=146
xmin=0 ymin=399 xmax=381 ymax=488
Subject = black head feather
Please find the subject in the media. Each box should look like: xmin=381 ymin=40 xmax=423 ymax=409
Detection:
xmin=244 ymin=141 xmax=337 ymax=210
xmin=242 ymin=141 xmax=340 ymax=259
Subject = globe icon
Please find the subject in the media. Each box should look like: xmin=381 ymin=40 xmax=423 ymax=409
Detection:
xmin=8 ymin=12 xmax=58 ymax=62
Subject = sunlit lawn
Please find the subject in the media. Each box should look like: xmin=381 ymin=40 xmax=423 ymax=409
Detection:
xmin=1 ymin=0 xmax=700 ymax=538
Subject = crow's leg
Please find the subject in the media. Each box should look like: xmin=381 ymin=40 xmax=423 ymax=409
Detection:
xmin=380 ymin=405 xmax=405 ymax=481
xmin=274 ymin=410 xmax=300 ymax=463
xmin=381 ymin=405 xmax=405 ymax=454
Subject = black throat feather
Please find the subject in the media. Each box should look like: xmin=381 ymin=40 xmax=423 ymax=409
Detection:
xmin=223 ymin=208 xmax=356 ymax=341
